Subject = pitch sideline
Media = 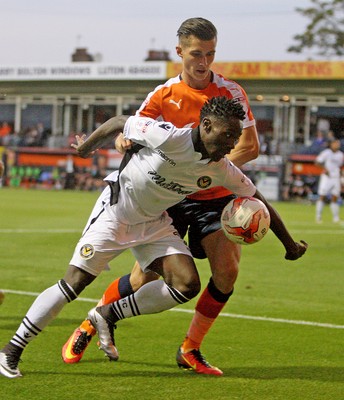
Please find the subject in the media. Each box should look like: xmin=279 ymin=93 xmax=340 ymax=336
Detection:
xmin=1 ymin=289 xmax=343 ymax=330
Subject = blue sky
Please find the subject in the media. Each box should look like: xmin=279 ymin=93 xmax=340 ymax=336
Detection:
xmin=1 ymin=0 xmax=314 ymax=65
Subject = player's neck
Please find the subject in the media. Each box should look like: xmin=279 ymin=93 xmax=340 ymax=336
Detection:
xmin=192 ymin=127 xmax=208 ymax=159
xmin=180 ymin=71 xmax=212 ymax=90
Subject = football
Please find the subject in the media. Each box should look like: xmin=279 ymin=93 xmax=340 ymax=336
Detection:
xmin=221 ymin=197 xmax=270 ymax=245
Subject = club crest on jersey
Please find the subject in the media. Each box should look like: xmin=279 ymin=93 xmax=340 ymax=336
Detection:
xmin=197 ymin=176 xmax=212 ymax=189
xmin=80 ymin=244 xmax=95 ymax=259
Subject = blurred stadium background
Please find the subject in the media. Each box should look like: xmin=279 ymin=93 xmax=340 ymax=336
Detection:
xmin=0 ymin=49 xmax=344 ymax=204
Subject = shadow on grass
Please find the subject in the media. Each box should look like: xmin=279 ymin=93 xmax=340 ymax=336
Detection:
xmin=19 ymin=363 xmax=344 ymax=382
xmin=222 ymin=365 xmax=344 ymax=383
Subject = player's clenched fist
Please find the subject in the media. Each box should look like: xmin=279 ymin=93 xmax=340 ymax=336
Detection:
xmin=285 ymin=240 xmax=308 ymax=260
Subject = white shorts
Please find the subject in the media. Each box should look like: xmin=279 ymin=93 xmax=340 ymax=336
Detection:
xmin=69 ymin=186 xmax=192 ymax=276
xmin=318 ymin=174 xmax=341 ymax=197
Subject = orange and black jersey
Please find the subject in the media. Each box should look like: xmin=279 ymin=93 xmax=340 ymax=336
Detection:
xmin=136 ymin=72 xmax=256 ymax=200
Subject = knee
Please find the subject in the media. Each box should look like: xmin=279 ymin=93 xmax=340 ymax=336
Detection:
xmin=63 ymin=265 xmax=96 ymax=295
xmin=211 ymin=260 xmax=239 ymax=294
xmin=186 ymin=277 xmax=201 ymax=299
xmin=208 ymin=241 xmax=241 ymax=293
xmin=158 ymin=255 xmax=200 ymax=300
xmin=173 ymin=274 xmax=201 ymax=300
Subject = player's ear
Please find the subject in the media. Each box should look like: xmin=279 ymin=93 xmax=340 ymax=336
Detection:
xmin=176 ymin=45 xmax=182 ymax=58
xmin=202 ymin=118 xmax=211 ymax=133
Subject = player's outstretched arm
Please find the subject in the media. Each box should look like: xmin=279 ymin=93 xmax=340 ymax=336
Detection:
xmin=72 ymin=115 xmax=130 ymax=158
xmin=253 ymin=189 xmax=308 ymax=260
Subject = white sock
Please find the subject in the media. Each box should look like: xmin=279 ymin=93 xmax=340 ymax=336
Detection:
xmin=316 ymin=199 xmax=324 ymax=220
xmin=330 ymin=202 xmax=339 ymax=221
xmin=10 ymin=280 xmax=77 ymax=349
xmin=110 ymin=280 xmax=190 ymax=320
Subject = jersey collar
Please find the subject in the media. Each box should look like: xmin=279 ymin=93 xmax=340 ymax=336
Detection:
xmin=179 ymin=71 xmax=214 ymax=84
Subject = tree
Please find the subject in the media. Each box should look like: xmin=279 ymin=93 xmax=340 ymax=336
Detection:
xmin=287 ymin=0 xmax=344 ymax=58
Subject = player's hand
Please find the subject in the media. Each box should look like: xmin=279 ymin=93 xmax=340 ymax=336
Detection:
xmin=71 ymin=134 xmax=97 ymax=157
xmin=115 ymin=133 xmax=132 ymax=154
xmin=71 ymin=134 xmax=87 ymax=150
xmin=285 ymin=240 xmax=308 ymax=260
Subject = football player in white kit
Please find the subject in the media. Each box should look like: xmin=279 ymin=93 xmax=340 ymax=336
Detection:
xmin=315 ymin=139 xmax=344 ymax=223
xmin=0 ymin=160 xmax=4 ymax=177
xmin=0 ymin=97 xmax=308 ymax=378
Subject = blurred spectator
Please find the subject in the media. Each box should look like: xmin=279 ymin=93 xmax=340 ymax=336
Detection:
xmin=290 ymin=175 xmax=313 ymax=200
xmin=90 ymin=154 xmax=108 ymax=190
xmin=317 ymin=118 xmax=330 ymax=135
xmin=300 ymin=130 xmax=327 ymax=155
xmin=2 ymin=131 xmax=21 ymax=147
xmin=0 ymin=121 xmax=11 ymax=136
xmin=0 ymin=122 xmax=12 ymax=144
xmin=23 ymin=125 xmax=42 ymax=147
xmin=258 ymin=132 xmax=272 ymax=155
xmin=63 ymin=155 xmax=76 ymax=189
xmin=75 ymin=154 xmax=108 ymax=191
xmin=313 ymin=130 xmax=326 ymax=147
xmin=326 ymin=130 xmax=335 ymax=142
xmin=29 ymin=123 xmax=51 ymax=147
xmin=295 ymin=127 xmax=304 ymax=144
xmin=5 ymin=123 xmax=50 ymax=147
xmin=284 ymin=174 xmax=314 ymax=202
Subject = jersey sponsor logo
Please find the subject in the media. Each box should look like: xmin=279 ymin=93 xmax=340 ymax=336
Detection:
xmin=197 ymin=176 xmax=212 ymax=189
xmin=158 ymin=122 xmax=172 ymax=131
xmin=233 ymin=96 xmax=245 ymax=104
xmin=136 ymin=119 xmax=153 ymax=133
xmin=169 ymin=99 xmax=182 ymax=109
xmin=156 ymin=149 xmax=176 ymax=166
xmin=80 ymin=244 xmax=95 ymax=259
xmin=148 ymin=170 xmax=193 ymax=195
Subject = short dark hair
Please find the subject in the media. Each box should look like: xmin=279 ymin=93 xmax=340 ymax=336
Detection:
xmin=177 ymin=17 xmax=217 ymax=41
xmin=200 ymin=96 xmax=246 ymax=122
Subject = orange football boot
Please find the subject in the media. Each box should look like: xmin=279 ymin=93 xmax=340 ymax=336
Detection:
xmin=176 ymin=347 xmax=223 ymax=376
xmin=62 ymin=320 xmax=96 ymax=364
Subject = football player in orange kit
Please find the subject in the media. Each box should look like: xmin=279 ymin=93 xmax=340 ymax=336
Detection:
xmin=62 ymin=17 xmax=259 ymax=376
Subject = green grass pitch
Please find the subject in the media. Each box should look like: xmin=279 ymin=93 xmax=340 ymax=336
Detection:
xmin=0 ymin=188 xmax=343 ymax=400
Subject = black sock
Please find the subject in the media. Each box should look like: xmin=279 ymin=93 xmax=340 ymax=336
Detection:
xmin=118 ymin=273 xmax=134 ymax=297
xmin=207 ymin=277 xmax=234 ymax=303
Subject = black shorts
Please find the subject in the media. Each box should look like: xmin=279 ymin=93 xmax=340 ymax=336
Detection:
xmin=167 ymin=195 xmax=236 ymax=259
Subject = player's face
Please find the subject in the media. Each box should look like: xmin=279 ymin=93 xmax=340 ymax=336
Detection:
xmin=176 ymin=35 xmax=216 ymax=90
xmin=330 ymin=139 xmax=341 ymax=152
xmin=201 ymin=117 xmax=243 ymax=162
